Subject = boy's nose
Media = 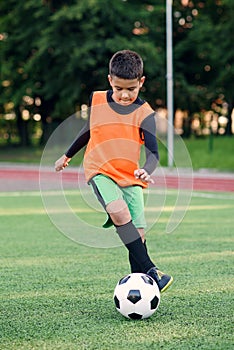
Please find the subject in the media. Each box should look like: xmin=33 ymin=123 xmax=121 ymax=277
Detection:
xmin=121 ymin=91 xmax=129 ymax=98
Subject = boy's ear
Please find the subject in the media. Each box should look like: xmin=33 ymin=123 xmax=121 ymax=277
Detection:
xmin=108 ymin=74 xmax=112 ymax=84
xmin=139 ymin=76 xmax=145 ymax=87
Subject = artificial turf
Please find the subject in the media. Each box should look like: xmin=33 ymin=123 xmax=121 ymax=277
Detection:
xmin=0 ymin=189 xmax=233 ymax=349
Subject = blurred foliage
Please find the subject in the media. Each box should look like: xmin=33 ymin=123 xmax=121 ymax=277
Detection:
xmin=173 ymin=0 xmax=234 ymax=125
xmin=0 ymin=0 xmax=233 ymax=146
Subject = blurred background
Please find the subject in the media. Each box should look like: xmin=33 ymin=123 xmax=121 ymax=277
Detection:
xmin=0 ymin=0 xmax=233 ymax=170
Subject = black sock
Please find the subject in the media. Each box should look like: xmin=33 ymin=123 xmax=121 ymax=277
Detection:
xmin=129 ymin=252 xmax=141 ymax=273
xmin=116 ymin=221 xmax=155 ymax=273
xmin=129 ymin=241 xmax=148 ymax=273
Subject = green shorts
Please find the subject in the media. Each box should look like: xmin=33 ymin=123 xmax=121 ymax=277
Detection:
xmin=89 ymin=174 xmax=146 ymax=229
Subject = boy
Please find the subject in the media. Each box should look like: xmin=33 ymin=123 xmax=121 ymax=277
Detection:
xmin=55 ymin=50 xmax=173 ymax=292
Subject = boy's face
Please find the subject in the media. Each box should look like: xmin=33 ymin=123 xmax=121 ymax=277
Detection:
xmin=108 ymin=75 xmax=145 ymax=106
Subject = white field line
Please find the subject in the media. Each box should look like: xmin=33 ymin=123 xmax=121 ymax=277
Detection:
xmin=0 ymin=189 xmax=234 ymax=200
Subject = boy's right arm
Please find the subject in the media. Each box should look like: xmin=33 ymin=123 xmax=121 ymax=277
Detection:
xmin=54 ymin=114 xmax=91 ymax=172
xmin=55 ymin=93 xmax=93 ymax=172
xmin=55 ymin=155 xmax=71 ymax=172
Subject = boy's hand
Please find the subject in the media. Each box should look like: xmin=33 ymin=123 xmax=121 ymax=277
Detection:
xmin=134 ymin=168 xmax=154 ymax=184
xmin=55 ymin=155 xmax=71 ymax=172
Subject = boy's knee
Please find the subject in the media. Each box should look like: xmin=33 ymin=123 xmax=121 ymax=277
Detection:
xmin=106 ymin=199 xmax=131 ymax=226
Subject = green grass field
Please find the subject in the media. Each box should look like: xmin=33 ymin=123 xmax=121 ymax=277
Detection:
xmin=0 ymin=189 xmax=233 ymax=350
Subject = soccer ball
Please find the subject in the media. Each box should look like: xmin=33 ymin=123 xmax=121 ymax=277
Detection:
xmin=113 ymin=273 xmax=160 ymax=320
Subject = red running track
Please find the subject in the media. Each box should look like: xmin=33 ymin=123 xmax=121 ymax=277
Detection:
xmin=0 ymin=166 xmax=234 ymax=192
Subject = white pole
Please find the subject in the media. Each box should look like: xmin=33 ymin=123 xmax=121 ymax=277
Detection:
xmin=166 ymin=0 xmax=174 ymax=167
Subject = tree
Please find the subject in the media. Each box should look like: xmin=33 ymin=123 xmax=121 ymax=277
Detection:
xmin=173 ymin=0 xmax=234 ymax=135
xmin=0 ymin=0 xmax=233 ymax=145
xmin=0 ymin=0 xmax=166 ymax=145
xmin=0 ymin=0 xmax=52 ymax=145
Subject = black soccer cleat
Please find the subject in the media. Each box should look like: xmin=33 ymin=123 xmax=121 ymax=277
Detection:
xmin=147 ymin=267 xmax=173 ymax=293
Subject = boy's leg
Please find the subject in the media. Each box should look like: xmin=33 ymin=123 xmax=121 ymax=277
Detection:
xmin=89 ymin=175 xmax=173 ymax=292
xmin=122 ymin=185 xmax=173 ymax=291
xmin=105 ymin=198 xmax=155 ymax=272
xmin=129 ymin=240 xmax=147 ymax=273
xmin=90 ymin=175 xmax=155 ymax=271
xmin=128 ymin=252 xmax=141 ymax=273
xmin=115 ymin=220 xmax=173 ymax=292
xmin=121 ymin=186 xmax=146 ymax=273
xmin=104 ymin=194 xmax=173 ymax=292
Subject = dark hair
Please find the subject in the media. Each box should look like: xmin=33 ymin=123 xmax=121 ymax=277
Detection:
xmin=109 ymin=50 xmax=144 ymax=80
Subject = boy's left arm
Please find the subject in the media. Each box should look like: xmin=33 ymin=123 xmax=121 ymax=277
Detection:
xmin=134 ymin=113 xmax=159 ymax=184
xmin=134 ymin=168 xmax=155 ymax=184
